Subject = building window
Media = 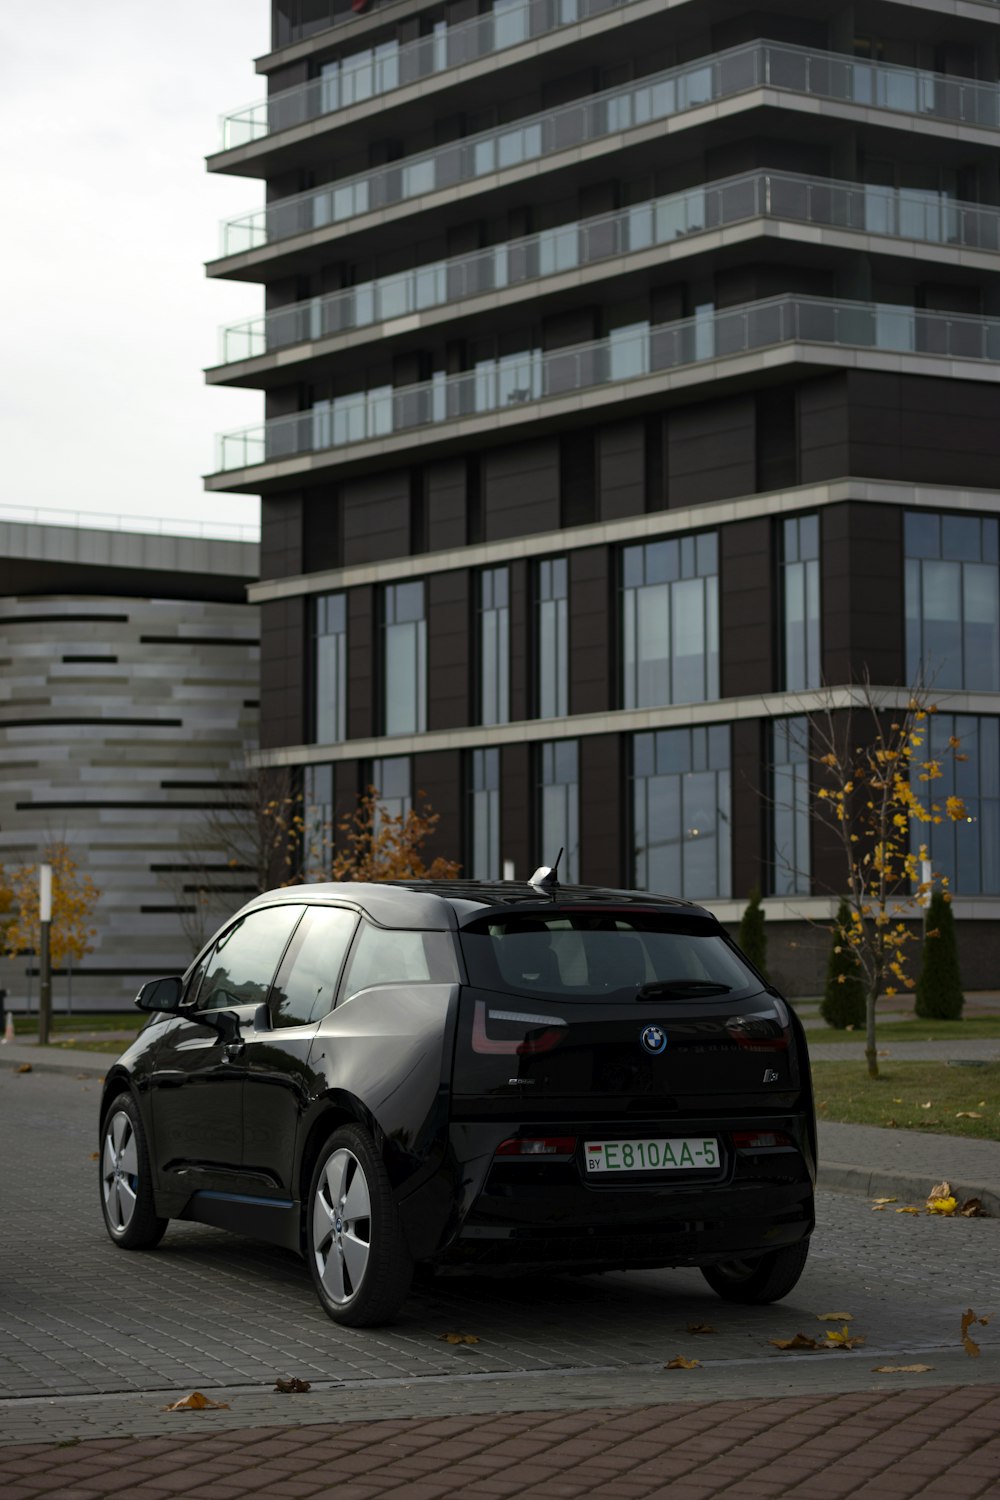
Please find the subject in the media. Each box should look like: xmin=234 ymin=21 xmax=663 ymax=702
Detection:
xmin=468 ymin=747 xmax=501 ymax=879
xmin=918 ymin=715 xmax=999 ymax=895
xmin=771 ymin=717 xmax=810 ymax=895
xmin=382 ymin=581 xmax=426 ymax=735
xmin=367 ymin=756 xmax=412 ymax=834
xmin=621 ymin=534 xmax=718 ymax=709
xmin=312 ymin=593 xmax=346 ymax=744
xmin=303 ymin=763 xmax=333 ymax=880
xmin=631 ymin=726 xmax=731 ymax=899
xmin=780 ymin=515 xmax=821 ymax=691
xmin=478 ymin=567 xmax=509 ymax=725
xmin=905 ymin=512 xmax=999 ymax=691
xmin=538 ymin=740 xmax=579 ymax=882
xmin=536 ymin=557 xmax=568 ymax=718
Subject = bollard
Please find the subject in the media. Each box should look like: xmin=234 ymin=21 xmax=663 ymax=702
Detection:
xmin=2 ymin=1011 xmax=14 ymax=1045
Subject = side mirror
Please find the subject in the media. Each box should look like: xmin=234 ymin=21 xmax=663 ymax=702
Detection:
xmin=135 ymin=976 xmax=185 ymax=1013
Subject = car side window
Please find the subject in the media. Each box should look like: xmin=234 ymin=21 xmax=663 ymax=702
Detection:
xmin=270 ymin=906 xmax=358 ymax=1027
xmin=196 ymin=905 xmax=305 ymax=1012
xmin=341 ymin=923 xmax=459 ymax=1001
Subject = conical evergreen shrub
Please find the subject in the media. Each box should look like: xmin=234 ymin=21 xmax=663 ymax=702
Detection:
xmin=915 ymin=890 xmax=964 ymax=1020
xmin=820 ymin=897 xmax=867 ymax=1029
xmin=738 ymin=886 xmax=768 ymax=979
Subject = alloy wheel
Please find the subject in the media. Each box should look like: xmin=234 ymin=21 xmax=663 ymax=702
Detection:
xmin=312 ymin=1148 xmax=373 ymax=1305
xmin=102 ymin=1109 xmax=139 ymax=1235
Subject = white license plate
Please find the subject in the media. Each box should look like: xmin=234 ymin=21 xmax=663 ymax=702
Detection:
xmin=584 ymin=1137 xmax=721 ymax=1173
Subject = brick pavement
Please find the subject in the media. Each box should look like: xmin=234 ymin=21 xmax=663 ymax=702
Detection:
xmin=1 ymin=1386 xmax=999 ymax=1499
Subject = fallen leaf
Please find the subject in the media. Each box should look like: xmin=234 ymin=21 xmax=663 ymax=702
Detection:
xmin=885 ymin=1118 xmax=898 ymax=1128
xmin=816 ymin=1313 xmax=853 ymax=1322
xmin=928 ymin=1181 xmax=952 ymax=1200
xmin=274 ymin=1377 xmax=311 ymax=1393
xmin=920 ymin=1101 xmax=933 ymax=1110
xmin=927 ymin=1196 xmax=958 ymax=1216
xmin=89 ymin=1152 xmax=99 ymax=1161
xmin=871 ymin=1204 xmax=888 ymax=1212
xmin=664 ymin=1356 xmax=700 ymax=1369
xmin=769 ymin=1333 xmax=819 ymax=1351
xmin=959 ymin=1199 xmax=984 ymax=1218
xmin=163 ymin=1392 xmax=230 ymax=1411
xmin=16 ymin=1063 xmax=31 ymax=1074
xmin=872 ymin=1364 xmax=933 ymax=1374
xmin=824 ymin=1325 xmax=865 ymax=1349
xmin=896 ymin=1206 xmax=921 ymax=1215
xmin=961 ymin=1308 xmax=991 ymax=1358
xmin=955 ymin=1112 xmax=983 ymax=1120
xmin=892 ymin=1098 xmax=903 ymax=1104
xmin=870 ymin=1198 xmax=897 ymax=1206
xmin=685 ymin=1324 xmax=718 ymax=1335
xmin=877 ymin=1050 xmax=891 ymax=1057
xmin=438 ymin=1332 xmax=480 ymax=1345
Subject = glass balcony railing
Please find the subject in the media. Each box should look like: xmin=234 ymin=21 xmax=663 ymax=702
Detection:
xmin=215 ymin=295 xmax=1000 ymax=472
xmin=219 ymin=41 xmax=1000 ymax=257
xmin=219 ymin=173 xmax=1000 ymax=364
xmin=224 ymin=0 xmax=644 ymax=149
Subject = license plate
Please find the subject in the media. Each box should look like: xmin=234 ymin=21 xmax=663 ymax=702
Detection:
xmin=584 ymin=1137 xmax=720 ymax=1173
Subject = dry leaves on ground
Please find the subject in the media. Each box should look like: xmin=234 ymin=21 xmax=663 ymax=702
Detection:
xmin=274 ymin=1377 xmax=311 ymax=1393
xmin=896 ymin=1206 xmax=922 ymax=1215
xmin=438 ymin=1332 xmax=480 ymax=1345
xmin=16 ymin=1064 xmax=31 ymax=1074
xmin=770 ymin=1333 xmax=821 ymax=1351
xmin=163 ymin=1392 xmax=230 ymax=1411
xmin=872 ymin=1364 xmax=934 ymax=1374
xmin=960 ymin=1198 xmax=985 ymax=1217
xmin=961 ymin=1308 xmax=991 ymax=1359
xmin=816 ymin=1312 xmax=853 ymax=1322
xmin=686 ymin=1324 xmax=717 ymax=1335
xmin=824 ymin=1325 xmax=865 ymax=1349
xmin=665 ymin=1356 xmax=700 ymax=1369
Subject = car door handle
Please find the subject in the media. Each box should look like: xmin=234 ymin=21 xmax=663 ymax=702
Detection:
xmin=224 ymin=1040 xmax=246 ymax=1061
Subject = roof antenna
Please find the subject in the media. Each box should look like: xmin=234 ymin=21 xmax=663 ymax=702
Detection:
xmin=529 ymin=848 xmax=563 ymax=893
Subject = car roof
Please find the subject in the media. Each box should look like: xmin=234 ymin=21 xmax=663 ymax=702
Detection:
xmin=241 ymin=880 xmax=715 ymax=931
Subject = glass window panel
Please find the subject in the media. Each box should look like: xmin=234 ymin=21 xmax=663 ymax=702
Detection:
xmin=272 ymin=905 xmax=358 ymax=1027
xmin=622 ymin=538 xmax=719 ymax=708
xmin=539 ymin=740 xmax=579 ymax=882
xmin=537 ymin=555 xmax=568 ymax=720
xmin=905 ymin=511 xmax=940 ymax=559
xmin=383 ymin=585 xmax=426 ymax=734
xmin=781 ymin=515 xmax=821 ymax=690
xmin=964 ymin=563 xmax=1000 ymax=692
xmin=197 ymin=906 xmax=304 ymax=1012
xmin=468 ymin=747 xmax=500 ymax=880
xmin=632 ymin=728 xmax=730 ymax=898
xmin=479 ymin=567 xmax=510 ymax=726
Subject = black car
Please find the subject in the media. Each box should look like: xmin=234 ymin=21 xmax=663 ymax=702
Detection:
xmin=99 ymin=877 xmax=816 ymax=1326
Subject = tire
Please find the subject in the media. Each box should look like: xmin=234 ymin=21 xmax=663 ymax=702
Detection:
xmin=307 ymin=1125 xmax=413 ymax=1328
xmin=700 ymin=1238 xmax=809 ymax=1305
xmin=99 ymin=1093 xmax=168 ymax=1250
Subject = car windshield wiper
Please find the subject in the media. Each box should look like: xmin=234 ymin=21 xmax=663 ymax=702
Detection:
xmin=638 ymin=980 xmax=733 ymax=999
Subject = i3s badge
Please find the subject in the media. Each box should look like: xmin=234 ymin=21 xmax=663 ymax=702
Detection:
xmin=641 ymin=1024 xmax=667 ymax=1055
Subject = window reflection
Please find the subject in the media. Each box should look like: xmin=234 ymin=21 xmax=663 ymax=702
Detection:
xmin=771 ymin=718 xmax=810 ymax=895
xmin=479 ymin=567 xmax=510 ymax=726
xmin=382 ymin=582 xmax=426 ymax=734
xmin=780 ymin=515 xmax=821 ymax=691
xmin=621 ymin=534 xmax=719 ymax=708
xmin=536 ymin=557 xmax=568 ymax=718
xmin=468 ymin=748 xmax=501 ymax=879
xmin=916 ymin=715 xmax=999 ymax=894
xmin=538 ymin=740 xmax=579 ymax=882
xmin=905 ymin=512 xmax=999 ymax=690
xmin=631 ymin=727 xmax=731 ymax=899
xmin=313 ymin=593 xmax=346 ymax=744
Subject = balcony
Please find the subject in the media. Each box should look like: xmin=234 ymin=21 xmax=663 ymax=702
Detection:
xmin=212 ymin=295 xmax=1000 ymax=475
xmin=216 ymin=173 xmax=1000 ymax=367
xmin=223 ymin=0 xmax=646 ymax=150
xmin=217 ymin=41 xmax=1000 ymax=260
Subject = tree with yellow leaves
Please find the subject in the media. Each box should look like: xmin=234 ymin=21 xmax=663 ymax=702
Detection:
xmin=311 ymin=787 xmax=460 ymax=882
xmin=809 ymin=678 xmax=966 ymax=1077
xmin=3 ymin=843 xmax=101 ymax=971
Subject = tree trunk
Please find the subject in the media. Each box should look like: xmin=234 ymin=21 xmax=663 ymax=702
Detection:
xmin=865 ymin=979 xmax=879 ymax=1079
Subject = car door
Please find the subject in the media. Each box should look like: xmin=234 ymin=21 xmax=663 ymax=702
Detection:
xmin=242 ymin=903 xmax=359 ymax=1198
xmin=148 ymin=903 xmax=305 ymax=1196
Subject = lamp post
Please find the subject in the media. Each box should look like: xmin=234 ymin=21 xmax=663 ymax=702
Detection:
xmin=38 ymin=863 xmax=52 ymax=1047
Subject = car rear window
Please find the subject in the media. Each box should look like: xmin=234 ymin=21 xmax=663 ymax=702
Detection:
xmin=458 ymin=911 xmax=760 ymax=1001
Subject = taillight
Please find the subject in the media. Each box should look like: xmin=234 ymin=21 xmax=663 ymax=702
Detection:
xmin=732 ymin=1130 xmax=793 ymax=1151
xmin=495 ymin=1137 xmax=577 ymax=1158
xmin=726 ymin=1000 xmax=791 ymax=1052
xmin=471 ymin=1001 xmax=566 ymax=1055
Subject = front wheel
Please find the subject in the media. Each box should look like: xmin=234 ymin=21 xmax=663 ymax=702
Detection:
xmin=307 ymin=1125 xmax=413 ymax=1327
xmin=99 ymin=1094 xmax=168 ymax=1250
xmin=700 ymin=1239 xmax=809 ymax=1304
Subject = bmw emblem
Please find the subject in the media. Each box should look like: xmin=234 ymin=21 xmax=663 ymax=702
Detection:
xmin=640 ymin=1024 xmax=667 ymax=1055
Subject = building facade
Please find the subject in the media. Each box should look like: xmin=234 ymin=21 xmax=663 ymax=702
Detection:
xmin=0 ymin=522 xmax=259 ymax=1010
xmin=205 ymin=0 xmax=1000 ymax=992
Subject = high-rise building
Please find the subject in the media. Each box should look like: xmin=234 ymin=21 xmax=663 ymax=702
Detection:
xmin=205 ymin=0 xmax=1000 ymax=991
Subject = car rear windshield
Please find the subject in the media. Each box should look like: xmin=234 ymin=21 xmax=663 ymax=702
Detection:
xmin=458 ymin=910 xmax=761 ymax=1001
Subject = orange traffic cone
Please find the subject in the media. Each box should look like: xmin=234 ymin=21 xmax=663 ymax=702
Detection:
xmin=2 ymin=1012 xmax=14 ymax=1045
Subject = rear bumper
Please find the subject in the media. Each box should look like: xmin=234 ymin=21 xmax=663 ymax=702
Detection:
xmin=399 ymin=1114 xmax=815 ymax=1271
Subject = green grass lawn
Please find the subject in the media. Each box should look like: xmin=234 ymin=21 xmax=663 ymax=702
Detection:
xmin=13 ymin=1013 xmax=142 ymax=1040
xmin=810 ymin=1060 xmax=1000 ymax=1140
xmin=807 ymin=1017 xmax=1000 ymax=1045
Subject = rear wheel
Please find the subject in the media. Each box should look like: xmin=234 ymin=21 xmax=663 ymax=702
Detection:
xmin=99 ymin=1094 xmax=168 ymax=1250
xmin=307 ymin=1125 xmax=413 ymax=1327
xmin=700 ymin=1239 xmax=809 ymax=1304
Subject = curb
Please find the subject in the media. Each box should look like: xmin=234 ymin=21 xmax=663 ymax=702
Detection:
xmin=818 ymin=1162 xmax=999 ymax=1218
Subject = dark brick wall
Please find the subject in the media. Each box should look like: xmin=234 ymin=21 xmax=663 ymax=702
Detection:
xmin=347 ymin=586 xmax=375 ymax=739
xmin=569 ymin=547 xmax=612 ymax=716
xmin=720 ymin=518 xmax=774 ymax=698
xmin=427 ymin=571 xmax=470 ymax=731
xmin=579 ymin=735 xmax=624 ymax=886
xmin=260 ymin=598 xmax=305 ymax=750
xmin=598 ymin=422 xmax=645 ymax=521
xmin=500 ymin=742 xmax=532 ymax=879
xmin=730 ymin=719 xmax=766 ymax=903
xmin=667 ymin=395 xmax=756 ymax=507
xmin=261 ymin=495 xmax=303 ymax=581
xmin=483 ymin=440 xmax=560 ymax=541
xmin=426 ymin=460 xmax=467 ymax=552
xmin=821 ymin=503 xmax=903 ymax=685
xmin=342 ymin=472 xmax=411 ymax=565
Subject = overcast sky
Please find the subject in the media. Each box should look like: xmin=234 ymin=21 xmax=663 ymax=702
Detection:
xmin=1 ymin=1 xmax=272 ymax=537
